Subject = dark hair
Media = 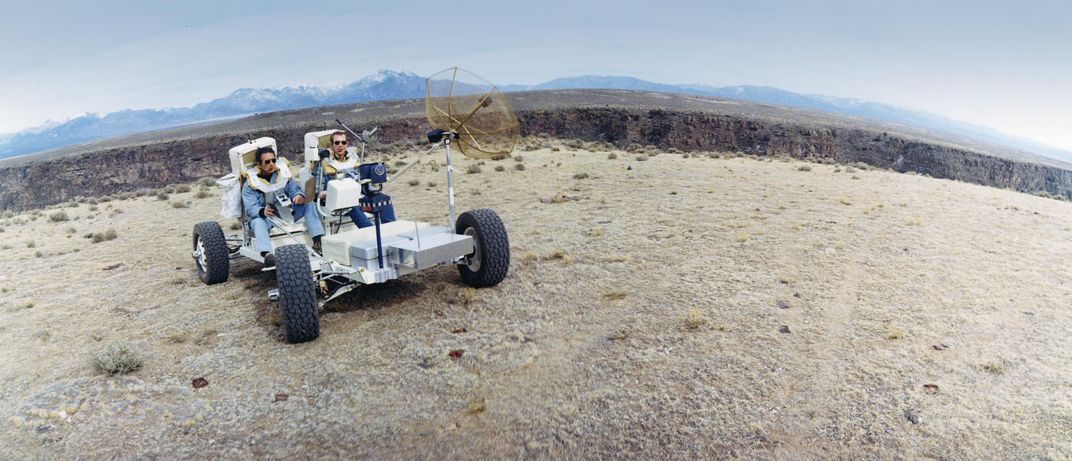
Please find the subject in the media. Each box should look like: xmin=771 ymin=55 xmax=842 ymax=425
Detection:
xmin=330 ymin=131 xmax=347 ymax=141
xmin=255 ymin=146 xmax=276 ymax=163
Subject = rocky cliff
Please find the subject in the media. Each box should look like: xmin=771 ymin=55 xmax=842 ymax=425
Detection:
xmin=1 ymin=90 xmax=1069 ymax=210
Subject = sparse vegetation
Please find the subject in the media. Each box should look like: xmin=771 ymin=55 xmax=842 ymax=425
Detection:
xmin=175 ymin=184 xmax=191 ymax=193
xmin=436 ymin=282 xmax=476 ymax=306
xmin=48 ymin=211 xmax=69 ymax=222
xmin=514 ymin=163 xmax=526 ymax=171
xmin=547 ymin=249 xmax=569 ymax=261
xmin=408 ymin=179 xmax=421 ymax=186
xmin=885 ymin=326 xmax=906 ymax=339
xmin=683 ymin=308 xmax=707 ymax=331
xmin=981 ymin=361 xmax=1004 ymax=374
xmin=86 ymin=229 xmax=119 ymax=243
xmin=157 ymin=192 xmax=170 ymax=201
xmin=200 ymin=177 xmax=217 ymax=187
xmin=797 ymin=165 xmax=812 ymax=172
xmin=494 ymin=165 xmax=505 ymax=172
xmin=636 ymin=154 xmax=649 ymax=161
xmin=573 ymin=172 xmax=589 ymax=180
xmin=165 ymin=331 xmax=190 ymax=344
xmin=607 ymin=153 xmax=618 ymax=160
xmin=26 ymin=240 xmax=35 ymax=248
xmin=466 ymin=165 xmax=482 ymax=174
xmin=91 ymin=342 xmax=143 ymax=376
xmin=172 ymin=201 xmax=189 ymax=208
xmin=195 ymin=188 xmax=211 ymax=199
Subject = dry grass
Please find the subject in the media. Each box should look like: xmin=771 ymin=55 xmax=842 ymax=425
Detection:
xmin=546 ymin=249 xmax=569 ymax=261
xmin=982 ymin=361 xmax=1005 ymax=374
xmin=91 ymin=342 xmax=142 ymax=376
xmin=682 ymin=307 xmax=707 ymax=331
xmin=885 ymin=326 xmax=907 ymax=340
xmin=86 ymin=229 xmax=118 ymax=243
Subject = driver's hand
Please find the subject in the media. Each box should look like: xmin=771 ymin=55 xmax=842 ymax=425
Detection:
xmin=318 ymin=191 xmax=327 ymax=202
xmin=293 ymin=195 xmax=305 ymax=205
xmin=264 ymin=205 xmax=276 ymax=218
xmin=361 ymin=204 xmax=371 ymax=213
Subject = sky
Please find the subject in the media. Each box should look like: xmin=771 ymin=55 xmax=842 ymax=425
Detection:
xmin=1 ymin=0 xmax=1069 ymax=150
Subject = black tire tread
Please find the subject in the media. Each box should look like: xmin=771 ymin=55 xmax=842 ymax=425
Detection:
xmin=193 ymin=221 xmax=230 ymax=285
xmin=456 ymin=208 xmax=510 ymax=288
xmin=276 ymin=244 xmax=320 ymax=343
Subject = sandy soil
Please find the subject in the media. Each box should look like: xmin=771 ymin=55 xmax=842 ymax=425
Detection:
xmin=1 ymin=144 xmax=1071 ymax=459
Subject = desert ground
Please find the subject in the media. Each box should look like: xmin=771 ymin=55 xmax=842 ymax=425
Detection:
xmin=1 ymin=142 xmax=1071 ymax=459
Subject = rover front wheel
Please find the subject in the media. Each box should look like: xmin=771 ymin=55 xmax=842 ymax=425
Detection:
xmin=275 ymin=244 xmax=320 ymax=343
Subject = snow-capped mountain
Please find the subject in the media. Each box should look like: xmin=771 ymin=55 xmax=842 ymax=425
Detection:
xmin=0 ymin=70 xmax=425 ymax=159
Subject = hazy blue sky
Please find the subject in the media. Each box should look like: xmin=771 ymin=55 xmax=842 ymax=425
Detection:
xmin=1 ymin=0 xmax=1069 ymax=150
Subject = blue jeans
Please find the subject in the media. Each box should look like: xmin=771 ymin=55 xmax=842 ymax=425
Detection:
xmin=250 ymin=203 xmax=325 ymax=253
xmin=347 ymin=205 xmax=396 ymax=228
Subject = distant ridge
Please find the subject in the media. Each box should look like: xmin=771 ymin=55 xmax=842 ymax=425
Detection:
xmin=3 ymin=70 xmax=1069 ymax=165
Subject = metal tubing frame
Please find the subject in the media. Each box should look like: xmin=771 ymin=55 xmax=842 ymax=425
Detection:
xmin=445 ymin=136 xmax=457 ymax=232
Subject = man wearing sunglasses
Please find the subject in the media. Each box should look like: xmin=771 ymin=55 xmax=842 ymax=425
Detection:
xmin=317 ymin=130 xmax=396 ymax=227
xmin=242 ymin=146 xmax=325 ymax=268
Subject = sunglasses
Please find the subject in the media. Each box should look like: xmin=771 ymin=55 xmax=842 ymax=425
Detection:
xmin=333 ymin=140 xmax=348 ymax=145
xmin=261 ymin=158 xmax=276 ymax=164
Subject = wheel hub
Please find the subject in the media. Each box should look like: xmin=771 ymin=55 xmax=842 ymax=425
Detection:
xmin=463 ymin=227 xmax=482 ymax=272
xmin=195 ymin=237 xmax=208 ymax=272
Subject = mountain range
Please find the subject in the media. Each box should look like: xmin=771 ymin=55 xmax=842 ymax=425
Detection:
xmin=3 ymin=70 xmax=1069 ymax=164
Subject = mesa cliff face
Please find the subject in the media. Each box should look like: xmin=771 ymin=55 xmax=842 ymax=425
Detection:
xmin=1 ymin=90 xmax=1068 ymax=210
